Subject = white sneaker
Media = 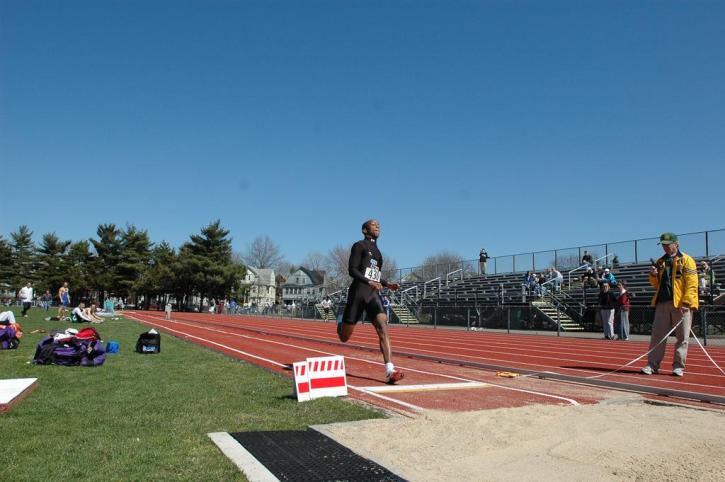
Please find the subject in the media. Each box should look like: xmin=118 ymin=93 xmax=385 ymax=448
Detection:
xmin=640 ymin=366 xmax=658 ymax=375
xmin=672 ymin=368 xmax=684 ymax=377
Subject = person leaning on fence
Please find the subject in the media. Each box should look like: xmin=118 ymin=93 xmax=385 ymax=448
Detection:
xmin=641 ymin=232 xmax=699 ymax=377
xmin=479 ymin=248 xmax=490 ymax=275
xmin=581 ymin=250 xmax=593 ymax=266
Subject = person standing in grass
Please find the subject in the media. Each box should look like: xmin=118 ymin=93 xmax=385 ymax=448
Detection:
xmin=641 ymin=233 xmax=698 ymax=377
xmin=58 ymin=281 xmax=70 ymax=319
xmin=19 ymin=282 xmax=33 ymax=317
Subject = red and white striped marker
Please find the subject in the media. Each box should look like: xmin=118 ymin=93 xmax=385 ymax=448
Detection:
xmin=306 ymin=355 xmax=347 ymax=399
xmin=292 ymin=361 xmax=311 ymax=402
xmin=292 ymin=355 xmax=347 ymax=402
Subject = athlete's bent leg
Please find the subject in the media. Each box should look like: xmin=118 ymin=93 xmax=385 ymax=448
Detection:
xmin=337 ymin=322 xmax=355 ymax=342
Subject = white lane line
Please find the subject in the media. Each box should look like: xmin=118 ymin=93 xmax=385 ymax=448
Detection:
xmin=207 ymin=432 xmax=280 ymax=482
xmin=163 ymin=314 xmax=725 ymax=373
xmin=130 ymin=313 xmax=579 ymax=406
xmin=125 ymin=313 xmax=426 ymax=412
xmin=360 ymin=382 xmax=489 ymax=393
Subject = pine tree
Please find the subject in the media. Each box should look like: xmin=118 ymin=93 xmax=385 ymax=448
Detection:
xmin=184 ymin=220 xmax=245 ymax=311
xmin=66 ymin=241 xmax=94 ymax=303
xmin=116 ymin=225 xmax=153 ymax=299
xmin=36 ymin=233 xmax=71 ymax=294
xmin=10 ymin=225 xmax=36 ymax=289
xmin=90 ymin=224 xmax=122 ymax=299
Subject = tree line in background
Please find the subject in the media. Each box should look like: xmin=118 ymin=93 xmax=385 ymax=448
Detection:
xmin=1 ymin=221 xmax=464 ymax=309
xmin=0 ymin=220 xmax=245 ymax=311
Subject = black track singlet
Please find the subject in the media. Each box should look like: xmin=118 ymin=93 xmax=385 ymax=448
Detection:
xmin=342 ymin=238 xmax=388 ymax=324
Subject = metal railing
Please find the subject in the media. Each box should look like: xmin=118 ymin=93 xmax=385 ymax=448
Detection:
xmin=402 ymin=284 xmax=420 ymax=302
xmin=446 ymin=269 xmax=463 ymax=286
xmin=390 ymin=228 xmax=725 ymax=282
xmin=568 ymin=263 xmax=591 ymax=289
xmin=423 ymin=277 xmax=441 ymax=298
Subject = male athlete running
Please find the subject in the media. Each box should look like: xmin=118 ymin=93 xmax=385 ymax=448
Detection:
xmin=337 ymin=219 xmax=404 ymax=384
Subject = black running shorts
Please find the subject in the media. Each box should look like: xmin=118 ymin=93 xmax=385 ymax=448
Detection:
xmin=342 ymin=286 xmax=384 ymax=325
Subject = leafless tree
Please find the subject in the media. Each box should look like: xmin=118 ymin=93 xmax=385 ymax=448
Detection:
xmin=323 ymin=244 xmax=400 ymax=291
xmin=412 ymin=251 xmax=464 ymax=281
xmin=301 ymin=251 xmax=326 ymax=271
xmin=242 ymin=235 xmax=285 ymax=269
xmin=324 ymin=245 xmax=351 ymax=291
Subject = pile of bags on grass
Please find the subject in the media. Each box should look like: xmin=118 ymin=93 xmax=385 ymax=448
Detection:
xmin=0 ymin=323 xmax=22 ymax=350
xmin=32 ymin=327 xmax=106 ymax=367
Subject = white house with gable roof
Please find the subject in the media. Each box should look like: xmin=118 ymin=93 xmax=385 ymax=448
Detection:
xmin=242 ymin=267 xmax=276 ymax=307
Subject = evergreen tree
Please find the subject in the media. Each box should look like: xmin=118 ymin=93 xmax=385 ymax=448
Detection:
xmin=0 ymin=236 xmax=13 ymax=289
xmin=35 ymin=233 xmax=71 ymax=294
xmin=136 ymin=241 xmax=177 ymax=308
xmin=116 ymin=225 xmax=153 ymax=299
xmin=66 ymin=241 xmax=93 ymax=303
xmin=184 ymin=220 xmax=245 ymax=310
xmin=90 ymin=224 xmax=122 ymax=298
xmin=10 ymin=225 xmax=36 ymax=288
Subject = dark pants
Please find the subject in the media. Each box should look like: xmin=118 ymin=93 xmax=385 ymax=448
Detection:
xmin=22 ymin=302 xmax=31 ymax=316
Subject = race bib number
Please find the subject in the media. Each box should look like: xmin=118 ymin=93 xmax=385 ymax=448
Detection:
xmin=364 ymin=267 xmax=381 ymax=282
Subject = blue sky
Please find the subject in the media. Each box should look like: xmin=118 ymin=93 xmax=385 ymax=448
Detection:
xmin=1 ymin=0 xmax=724 ymax=268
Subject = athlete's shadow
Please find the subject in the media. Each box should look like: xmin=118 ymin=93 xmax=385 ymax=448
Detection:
xmin=344 ymin=372 xmax=386 ymax=384
xmin=561 ymin=366 xmax=641 ymax=375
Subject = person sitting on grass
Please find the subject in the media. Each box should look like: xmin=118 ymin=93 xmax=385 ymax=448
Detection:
xmin=71 ymin=302 xmax=102 ymax=323
xmin=85 ymin=303 xmax=106 ymax=323
xmin=0 ymin=310 xmax=21 ymax=336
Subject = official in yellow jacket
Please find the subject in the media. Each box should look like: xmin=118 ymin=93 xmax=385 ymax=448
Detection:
xmin=641 ymin=232 xmax=699 ymax=377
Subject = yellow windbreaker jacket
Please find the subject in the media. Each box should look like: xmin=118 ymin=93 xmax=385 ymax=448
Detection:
xmin=649 ymin=251 xmax=699 ymax=309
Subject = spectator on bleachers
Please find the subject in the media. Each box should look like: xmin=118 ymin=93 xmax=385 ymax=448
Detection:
xmin=19 ymin=282 xmax=33 ymax=317
xmin=537 ymin=272 xmax=547 ymax=297
xmin=617 ymin=281 xmax=630 ymax=340
xmin=601 ymin=268 xmax=617 ymax=287
xmin=599 ymin=283 xmax=617 ymax=340
xmin=641 ymin=232 xmax=698 ymax=377
xmin=550 ymin=268 xmax=563 ymax=291
xmin=522 ymin=271 xmax=535 ymax=296
xmin=612 ymin=255 xmax=620 ymax=268
xmin=581 ymin=251 xmax=593 ymax=266
xmin=699 ymin=261 xmax=711 ymax=296
xmin=581 ymin=268 xmax=598 ymax=288
xmin=479 ymin=249 xmax=490 ymax=275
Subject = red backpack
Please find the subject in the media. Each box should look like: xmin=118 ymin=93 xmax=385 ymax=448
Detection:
xmin=75 ymin=327 xmax=101 ymax=342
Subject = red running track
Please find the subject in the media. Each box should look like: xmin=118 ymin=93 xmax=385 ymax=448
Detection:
xmin=124 ymin=311 xmax=725 ymax=414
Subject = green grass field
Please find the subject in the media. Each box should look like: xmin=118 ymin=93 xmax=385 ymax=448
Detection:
xmin=1 ymin=308 xmax=384 ymax=481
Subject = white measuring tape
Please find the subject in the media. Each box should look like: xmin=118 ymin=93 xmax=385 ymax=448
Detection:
xmin=587 ymin=317 xmax=725 ymax=379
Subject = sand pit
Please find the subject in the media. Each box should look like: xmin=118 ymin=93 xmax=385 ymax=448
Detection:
xmin=318 ymin=400 xmax=725 ymax=481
